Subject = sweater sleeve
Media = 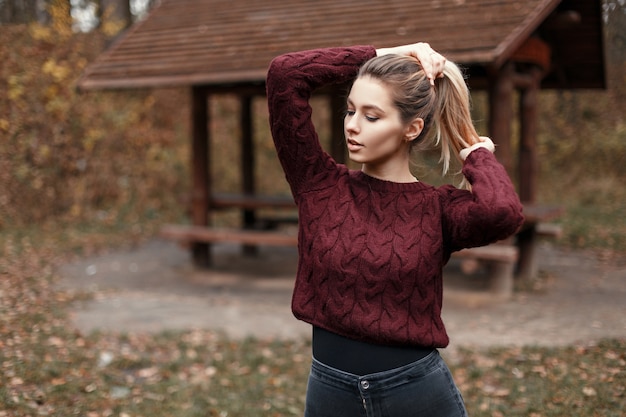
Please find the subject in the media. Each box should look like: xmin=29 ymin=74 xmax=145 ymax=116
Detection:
xmin=266 ymin=46 xmax=377 ymax=197
xmin=439 ymin=148 xmax=524 ymax=252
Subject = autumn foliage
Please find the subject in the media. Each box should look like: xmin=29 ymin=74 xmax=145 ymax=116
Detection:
xmin=0 ymin=23 xmax=189 ymax=232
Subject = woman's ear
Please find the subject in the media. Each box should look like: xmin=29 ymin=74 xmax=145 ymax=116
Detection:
xmin=405 ymin=117 xmax=424 ymax=142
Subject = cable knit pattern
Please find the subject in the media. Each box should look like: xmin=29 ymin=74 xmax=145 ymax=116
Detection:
xmin=266 ymin=46 xmax=524 ymax=348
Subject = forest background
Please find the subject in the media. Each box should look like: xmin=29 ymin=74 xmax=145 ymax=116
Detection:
xmin=1 ymin=0 xmax=625 ymax=254
xmin=1 ymin=0 xmax=625 ymax=253
xmin=0 ymin=1 xmax=625 ymax=416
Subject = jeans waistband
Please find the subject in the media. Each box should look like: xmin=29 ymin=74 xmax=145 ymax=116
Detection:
xmin=311 ymin=349 xmax=441 ymax=391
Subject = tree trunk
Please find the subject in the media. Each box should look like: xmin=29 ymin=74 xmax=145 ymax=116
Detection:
xmin=36 ymin=0 xmax=51 ymax=24
xmin=99 ymin=0 xmax=132 ymax=34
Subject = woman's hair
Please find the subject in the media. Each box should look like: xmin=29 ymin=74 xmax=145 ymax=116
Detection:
xmin=356 ymin=54 xmax=479 ymax=185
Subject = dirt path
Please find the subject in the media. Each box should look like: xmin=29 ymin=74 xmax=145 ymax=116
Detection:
xmin=57 ymin=239 xmax=626 ymax=350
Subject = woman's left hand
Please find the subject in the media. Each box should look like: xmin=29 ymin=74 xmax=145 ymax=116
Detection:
xmin=376 ymin=42 xmax=446 ymax=85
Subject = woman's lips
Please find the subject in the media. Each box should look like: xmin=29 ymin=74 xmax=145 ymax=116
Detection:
xmin=347 ymin=138 xmax=363 ymax=151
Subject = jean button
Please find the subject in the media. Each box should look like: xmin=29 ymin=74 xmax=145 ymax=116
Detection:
xmin=361 ymin=380 xmax=370 ymax=389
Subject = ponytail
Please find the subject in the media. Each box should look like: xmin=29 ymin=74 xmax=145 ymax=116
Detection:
xmin=432 ymin=62 xmax=480 ymax=183
xmin=427 ymin=61 xmax=481 ymax=188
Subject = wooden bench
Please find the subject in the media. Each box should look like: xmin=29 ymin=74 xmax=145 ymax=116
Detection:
xmin=253 ymin=215 xmax=299 ymax=230
xmin=523 ymin=204 xmax=564 ymax=225
xmin=161 ymin=223 xmax=517 ymax=297
xmin=536 ymin=222 xmax=563 ymax=239
xmin=451 ymin=244 xmax=519 ymax=298
xmin=517 ymin=204 xmax=565 ymax=282
xmin=209 ymin=192 xmax=298 ymax=234
xmin=210 ymin=193 xmax=295 ymax=210
xmin=160 ymin=224 xmax=298 ymax=247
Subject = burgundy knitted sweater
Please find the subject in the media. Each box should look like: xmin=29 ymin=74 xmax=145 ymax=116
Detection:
xmin=266 ymin=46 xmax=524 ymax=348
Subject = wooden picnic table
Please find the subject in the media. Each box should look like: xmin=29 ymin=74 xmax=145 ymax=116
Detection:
xmin=161 ymin=195 xmax=563 ymax=298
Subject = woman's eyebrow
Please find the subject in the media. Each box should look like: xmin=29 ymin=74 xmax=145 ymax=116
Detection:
xmin=346 ymin=98 xmax=386 ymax=114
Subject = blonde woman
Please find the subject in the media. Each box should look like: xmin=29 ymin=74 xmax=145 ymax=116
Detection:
xmin=266 ymin=43 xmax=524 ymax=416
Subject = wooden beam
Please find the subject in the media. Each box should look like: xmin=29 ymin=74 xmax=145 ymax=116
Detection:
xmin=490 ymin=0 xmax=562 ymax=69
xmin=488 ymin=62 xmax=515 ymax=176
xmin=190 ymin=86 xmax=211 ymax=266
xmin=453 ymin=245 xmax=518 ymax=263
xmin=210 ymin=193 xmax=295 ymax=210
xmin=240 ymin=95 xmax=256 ymax=209
xmin=161 ymin=225 xmax=298 ymax=247
xmin=516 ymin=65 xmax=545 ymax=284
xmin=330 ymin=92 xmax=347 ymax=163
xmin=240 ymin=95 xmax=258 ymax=255
xmin=518 ymin=66 xmax=543 ymax=203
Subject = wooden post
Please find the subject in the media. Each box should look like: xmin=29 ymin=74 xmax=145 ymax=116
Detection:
xmin=330 ymin=92 xmax=346 ymax=163
xmin=240 ymin=94 xmax=258 ymax=256
xmin=190 ymin=86 xmax=211 ymax=267
xmin=488 ymin=62 xmax=515 ymax=176
xmin=518 ymin=67 xmax=542 ymax=204
xmin=516 ymin=67 xmax=544 ymax=283
xmin=488 ymin=261 xmax=515 ymax=298
xmin=487 ymin=62 xmax=519 ymax=286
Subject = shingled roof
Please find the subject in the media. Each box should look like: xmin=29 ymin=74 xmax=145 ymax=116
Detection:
xmin=77 ymin=0 xmax=605 ymax=90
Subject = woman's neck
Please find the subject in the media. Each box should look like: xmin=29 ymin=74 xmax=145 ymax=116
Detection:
xmin=361 ymin=164 xmax=418 ymax=183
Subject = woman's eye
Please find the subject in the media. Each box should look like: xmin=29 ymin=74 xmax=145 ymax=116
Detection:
xmin=344 ymin=109 xmax=377 ymax=122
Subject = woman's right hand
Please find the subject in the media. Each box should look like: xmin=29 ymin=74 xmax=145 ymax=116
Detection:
xmin=376 ymin=42 xmax=446 ymax=85
xmin=459 ymin=136 xmax=496 ymax=160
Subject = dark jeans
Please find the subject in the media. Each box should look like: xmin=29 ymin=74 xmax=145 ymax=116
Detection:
xmin=305 ymin=351 xmax=468 ymax=417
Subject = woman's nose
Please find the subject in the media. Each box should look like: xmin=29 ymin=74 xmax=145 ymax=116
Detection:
xmin=345 ymin=115 xmax=359 ymax=133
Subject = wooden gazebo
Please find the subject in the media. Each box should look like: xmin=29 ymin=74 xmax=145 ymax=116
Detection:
xmin=78 ymin=0 xmax=605 ymax=286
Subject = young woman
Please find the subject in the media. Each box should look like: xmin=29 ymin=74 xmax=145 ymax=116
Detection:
xmin=266 ymin=43 xmax=524 ymax=417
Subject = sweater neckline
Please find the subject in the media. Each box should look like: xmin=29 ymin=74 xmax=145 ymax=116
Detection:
xmin=352 ymin=170 xmax=431 ymax=192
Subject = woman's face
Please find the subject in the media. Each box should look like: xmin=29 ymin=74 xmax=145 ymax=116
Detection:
xmin=344 ymin=76 xmax=412 ymax=171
